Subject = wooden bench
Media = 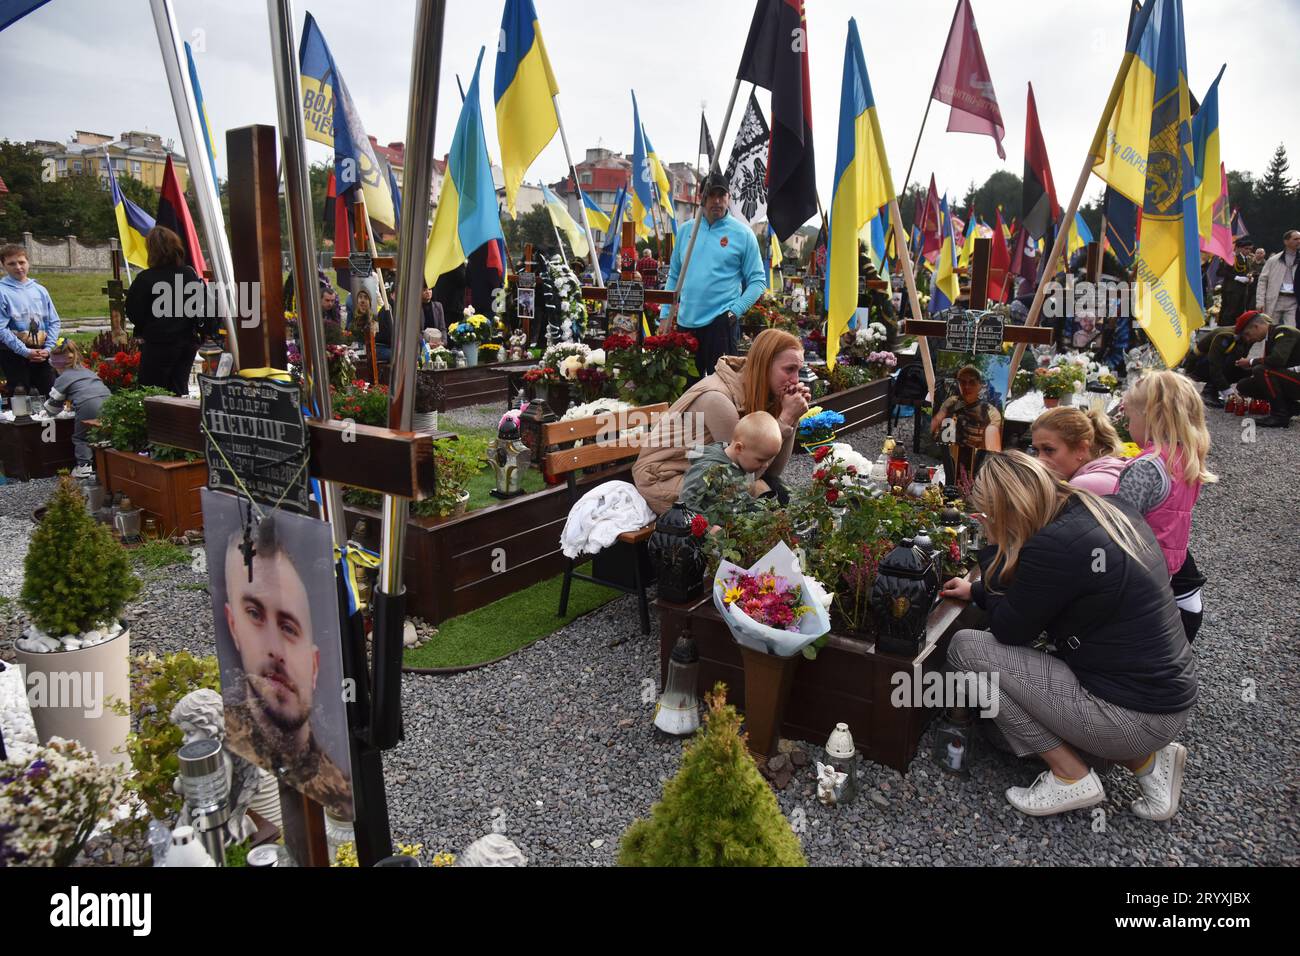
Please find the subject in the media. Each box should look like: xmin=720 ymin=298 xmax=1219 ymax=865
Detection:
xmin=542 ymin=403 xmax=668 ymax=634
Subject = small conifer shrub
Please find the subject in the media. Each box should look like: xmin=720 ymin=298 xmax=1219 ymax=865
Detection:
xmin=21 ymin=476 xmax=141 ymax=637
xmin=618 ymin=684 xmax=808 ymax=867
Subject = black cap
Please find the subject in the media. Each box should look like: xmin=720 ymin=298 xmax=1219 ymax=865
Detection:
xmin=1234 ymin=235 xmax=1254 ymax=247
xmin=700 ymin=171 xmax=730 ymax=195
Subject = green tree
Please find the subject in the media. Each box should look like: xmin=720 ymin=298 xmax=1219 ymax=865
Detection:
xmin=502 ymin=205 xmax=561 ymax=261
xmin=21 ymin=476 xmax=141 ymax=637
xmin=618 ymin=684 xmax=808 ymax=868
xmin=970 ymin=170 xmax=1023 ymax=224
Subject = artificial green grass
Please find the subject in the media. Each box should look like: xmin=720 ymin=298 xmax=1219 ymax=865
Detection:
xmin=32 ymin=272 xmax=114 ymax=319
xmin=402 ymin=572 xmax=620 ymax=669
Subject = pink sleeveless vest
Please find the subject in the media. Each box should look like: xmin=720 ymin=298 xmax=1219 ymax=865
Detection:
xmin=1131 ymin=447 xmax=1200 ymax=577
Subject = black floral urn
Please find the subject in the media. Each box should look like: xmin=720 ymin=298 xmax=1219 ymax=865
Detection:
xmin=647 ymin=502 xmax=708 ymax=604
xmin=870 ymin=538 xmax=941 ymax=657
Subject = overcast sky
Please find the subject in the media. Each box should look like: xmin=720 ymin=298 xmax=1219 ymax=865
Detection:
xmin=3 ymin=0 xmax=1298 ymax=227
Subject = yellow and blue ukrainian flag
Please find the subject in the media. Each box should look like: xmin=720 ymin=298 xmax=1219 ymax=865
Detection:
xmin=825 ymin=19 xmax=896 ymax=365
xmin=956 ymin=211 xmax=978 ymax=270
xmin=1090 ymin=0 xmax=1203 ymax=365
xmin=1191 ymin=64 xmax=1225 ymax=245
xmin=1067 ymin=211 xmax=1095 ymax=259
xmin=867 ymin=204 xmax=890 ymax=272
xmin=581 ymin=190 xmax=611 ymax=234
xmin=107 ymin=156 xmax=154 ymax=270
xmin=494 ymin=0 xmax=560 ymax=217
xmin=299 ymin=13 xmax=396 ymax=229
xmin=184 ymin=41 xmax=219 ymax=187
xmin=930 ymin=196 xmax=960 ymax=313
xmin=629 ymin=91 xmax=656 ymax=238
xmin=424 ymin=49 xmax=507 ymax=285
xmin=643 ymin=126 xmax=677 ymax=234
xmin=540 ymin=181 xmax=589 ymax=257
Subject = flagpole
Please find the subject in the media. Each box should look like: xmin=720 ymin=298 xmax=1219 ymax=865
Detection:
xmin=665 ymin=76 xmax=742 ymax=330
xmin=1005 ymin=34 xmax=1144 ymax=397
xmin=888 ymin=197 xmax=936 ymax=400
xmin=553 ymin=94 xmax=605 ymax=287
xmin=148 ymin=0 xmax=240 ymax=368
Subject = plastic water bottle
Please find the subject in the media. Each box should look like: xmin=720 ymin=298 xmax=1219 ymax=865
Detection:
xmin=148 ymin=818 xmax=172 ymax=867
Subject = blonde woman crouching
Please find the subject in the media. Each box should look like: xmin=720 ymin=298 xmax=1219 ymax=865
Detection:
xmin=941 ymin=451 xmax=1196 ymax=820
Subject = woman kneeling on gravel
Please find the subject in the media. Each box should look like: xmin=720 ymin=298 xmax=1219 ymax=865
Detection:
xmin=940 ymin=451 xmax=1196 ymax=820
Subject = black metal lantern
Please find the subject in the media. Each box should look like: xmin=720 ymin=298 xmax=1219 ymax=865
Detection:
xmin=519 ymin=399 xmax=557 ymax=474
xmin=647 ymin=502 xmax=708 ymax=604
xmin=870 ymin=538 xmax=940 ymax=656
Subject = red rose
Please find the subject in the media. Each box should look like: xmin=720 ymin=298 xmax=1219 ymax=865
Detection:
xmin=690 ymin=514 xmax=708 ymax=538
xmin=812 ymin=445 xmax=832 ymax=462
xmin=846 ymin=465 xmax=858 ymax=476
xmin=812 ymin=468 xmax=827 ymax=481
xmin=826 ymin=489 xmax=839 ymax=504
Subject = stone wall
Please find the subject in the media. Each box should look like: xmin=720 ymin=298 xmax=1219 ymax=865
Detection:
xmin=0 ymin=233 xmax=116 ymax=272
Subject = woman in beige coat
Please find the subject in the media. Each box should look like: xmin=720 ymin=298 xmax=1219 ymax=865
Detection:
xmin=633 ymin=329 xmax=811 ymax=515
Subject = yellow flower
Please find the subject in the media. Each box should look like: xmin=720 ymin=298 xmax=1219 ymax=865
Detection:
xmin=723 ymin=585 xmax=743 ymax=605
xmin=1120 ymin=442 xmax=1143 ymax=459
xmin=431 ymin=852 xmax=457 ymax=867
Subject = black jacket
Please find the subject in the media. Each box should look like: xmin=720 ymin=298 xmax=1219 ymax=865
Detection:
xmin=972 ymin=496 xmax=1197 ymax=714
xmin=125 ymin=266 xmax=209 ymax=344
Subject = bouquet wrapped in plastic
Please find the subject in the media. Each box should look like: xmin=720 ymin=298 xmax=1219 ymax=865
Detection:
xmin=712 ymin=542 xmax=832 ymax=658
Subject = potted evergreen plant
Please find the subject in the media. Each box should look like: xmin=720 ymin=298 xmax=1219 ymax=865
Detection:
xmin=13 ymin=476 xmax=142 ymax=765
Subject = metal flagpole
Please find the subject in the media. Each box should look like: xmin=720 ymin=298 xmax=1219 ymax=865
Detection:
xmin=664 ymin=76 xmax=742 ymax=330
xmin=554 ymin=93 xmax=604 ymax=287
xmin=148 ymin=0 xmax=241 ymax=368
xmin=265 ymin=0 xmax=347 ymax=550
xmin=378 ymin=0 xmax=447 ymax=753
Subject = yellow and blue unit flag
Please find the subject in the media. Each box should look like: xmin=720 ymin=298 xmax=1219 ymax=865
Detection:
xmin=541 ymin=181 xmax=589 ymax=257
xmin=299 ymin=13 xmax=396 ymax=229
xmin=1067 ymin=211 xmax=1095 ymax=258
xmin=107 ymin=155 xmax=154 ymax=270
xmin=1090 ymin=0 xmax=1203 ymax=365
xmin=630 ymin=91 xmax=656 ymax=238
xmin=494 ymin=0 xmax=560 ymax=217
xmin=643 ymin=126 xmax=677 ymax=234
xmin=825 ymin=18 xmax=896 ymax=365
xmin=425 ymin=49 xmax=507 ymax=285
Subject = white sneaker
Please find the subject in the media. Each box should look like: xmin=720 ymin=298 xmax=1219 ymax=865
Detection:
xmin=1130 ymin=742 xmax=1187 ymax=821
xmin=1006 ymin=769 xmax=1106 ymax=817
xmin=71 ymin=463 xmax=94 ymax=479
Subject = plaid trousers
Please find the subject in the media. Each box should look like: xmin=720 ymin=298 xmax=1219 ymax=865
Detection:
xmin=947 ymin=629 xmax=1190 ymax=760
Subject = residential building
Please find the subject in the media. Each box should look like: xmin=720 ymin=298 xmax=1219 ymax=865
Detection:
xmin=30 ymin=130 xmax=189 ymax=191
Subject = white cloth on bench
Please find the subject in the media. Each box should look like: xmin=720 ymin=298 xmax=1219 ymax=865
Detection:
xmin=560 ymin=480 xmax=656 ymax=559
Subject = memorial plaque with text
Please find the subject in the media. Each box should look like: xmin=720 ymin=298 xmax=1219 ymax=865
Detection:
xmin=974 ymin=314 xmax=1005 ymax=354
xmin=944 ymin=313 xmax=976 ymax=352
xmin=200 ymin=376 xmax=311 ymax=514
xmin=348 ymin=252 xmax=373 ymax=278
xmin=607 ymin=279 xmax=645 ymax=313
xmin=516 ymin=272 xmax=536 ymax=290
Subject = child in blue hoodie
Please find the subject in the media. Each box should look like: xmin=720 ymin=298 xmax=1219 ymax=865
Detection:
xmin=0 ymin=244 xmax=61 ymax=398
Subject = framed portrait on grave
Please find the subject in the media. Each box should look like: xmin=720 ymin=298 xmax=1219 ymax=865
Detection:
xmin=201 ymin=489 xmax=355 ymax=820
xmin=609 ymin=312 xmax=638 ymax=335
xmin=923 ymin=350 xmax=1012 ymax=489
xmin=517 ymin=287 xmax=535 ymax=320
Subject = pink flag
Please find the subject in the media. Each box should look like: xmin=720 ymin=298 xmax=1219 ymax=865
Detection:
xmin=1200 ymin=163 xmax=1233 ymax=261
xmin=931 ymin=0 xmax=1006 ymax=160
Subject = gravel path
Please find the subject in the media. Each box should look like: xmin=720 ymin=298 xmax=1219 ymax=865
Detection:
xmin=4 ymin=400 xmax=1296 ymax=866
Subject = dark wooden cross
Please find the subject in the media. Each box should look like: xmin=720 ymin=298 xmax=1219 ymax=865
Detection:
xmin=102 ymin=239 xmax=127 ymax=346
xmin=580 ymin=221 xmax=676 ymax=334
xmin=141 ymin=125 xmax=444 ymax=867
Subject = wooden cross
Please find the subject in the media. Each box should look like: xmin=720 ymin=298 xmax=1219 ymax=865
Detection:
xmin=102 ymin=239 xmax=127 ymax=345
xmin=141 ymin=124 xmax=442 ymax=867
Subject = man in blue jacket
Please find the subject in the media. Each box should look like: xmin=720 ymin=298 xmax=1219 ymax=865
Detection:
xmin=659 ymin=173 xmax=766 ymax=380
xmin=0 ymin=244 xmax=61 ymax=397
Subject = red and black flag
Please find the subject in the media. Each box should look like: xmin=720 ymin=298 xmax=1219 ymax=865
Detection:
xmin=324 ymin=170 xmax=353 ymax=290
xmin=737 ymin=0 xmax=818 ymax=242
xmin=155 ymin=155 xmax=207 ymax=276
xmin=1021 ymin=82 xmax=1060 ymax=241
